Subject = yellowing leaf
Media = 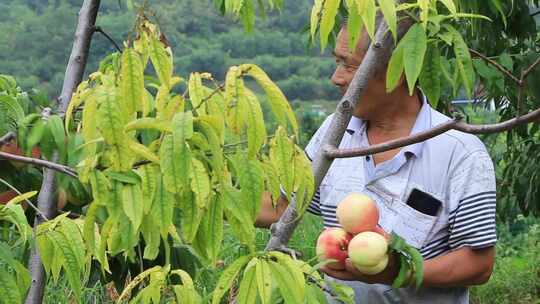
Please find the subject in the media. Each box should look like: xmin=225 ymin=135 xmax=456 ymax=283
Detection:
xmin=356 ymin=0 xmax=376 ymax=39
xmin=320 ymin=0 xmax=341 ymax=50
xmin=310 ymin=0 xmax=324 ymax=41
xmin=189 ymin=72 xmax=205 ymax=111
xmin=190 ymin=158 xmax=210 ymax=208
xmin=122 ymin=184 xmax=144 ymax=231
xmin=244 ymin=88 xmax=266 ymax=158
xmin=120 ymin=48 xmax=145 ymax=116
xmin=124 ymin=117 xmax=172 ymax=133
xmin=212 ymin=255 xmax=252 ymax=304
xmin=128 ymin=140 xmax=160 ymax=164
xmin=378 ymin=0 xmax=397 ymax=41
xmin=149 ymin=35 xmax=173 ymax=88
xmin=240 ymin=64 xmax=298 ymax=135
xmin=345 ymin=0 xmax=363 ymax=51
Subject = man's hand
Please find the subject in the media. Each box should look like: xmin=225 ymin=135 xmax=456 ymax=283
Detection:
xmin=321 ymin=253 xmax=400 ymax=285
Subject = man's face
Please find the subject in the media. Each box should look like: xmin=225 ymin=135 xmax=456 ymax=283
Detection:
xmin=331 ymin=27 xmax=388 ymax=119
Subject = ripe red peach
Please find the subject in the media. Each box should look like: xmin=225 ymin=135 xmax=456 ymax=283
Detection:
xmin=336 ymin=193 xmax=379 ymax=234
xmin=316 ymin=228 xmax=353 ymax=270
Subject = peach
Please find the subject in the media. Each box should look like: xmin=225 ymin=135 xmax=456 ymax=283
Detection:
xmin=372 ymin=225 xmax=391 ymax=241
xmin=336 ymin=193 xmax=379 ymax=234
xmin=354 ymin=254 xmax=389 ymax=275
xmin=348 ymin=231 xmax=388 ymax=267
xmin=316 ymin=228 xmax=353 ymax=270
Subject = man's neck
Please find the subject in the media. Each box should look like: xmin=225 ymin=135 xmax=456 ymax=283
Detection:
xmin=366 ymin=89 xmax=423 ymax=143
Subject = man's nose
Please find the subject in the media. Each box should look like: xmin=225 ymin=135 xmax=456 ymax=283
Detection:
xmin=331 ymin=67 xmax=347 ymax=88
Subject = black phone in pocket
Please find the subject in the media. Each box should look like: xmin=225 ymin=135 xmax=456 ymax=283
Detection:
xmin=406 ymin=188 xmax=442 ymax=217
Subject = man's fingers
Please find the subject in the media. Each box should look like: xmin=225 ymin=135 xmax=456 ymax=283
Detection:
xmin=320 ymin=266 xmax=357 ymax=281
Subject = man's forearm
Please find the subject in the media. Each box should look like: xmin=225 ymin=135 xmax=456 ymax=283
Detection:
xmin=254 ymin=192 xmax=288 ymax=228
xmin=421 ymin=247 xmax=495 ymax=288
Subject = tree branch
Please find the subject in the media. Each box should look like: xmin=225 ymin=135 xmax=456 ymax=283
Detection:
xmin=325 ymin=106 xmax=540 ymax=159
xmin=469 ymin=49 xmax=520 ymax=85
xmin=94 ymin=26 xmax=123 ymax=53
xmin=265 ymin=6 xmax=413 ymax=251
xmin=0 ymin=151 xmax=78 ymax=178
xmin=25 ymin=1 xmax=100 ymax=303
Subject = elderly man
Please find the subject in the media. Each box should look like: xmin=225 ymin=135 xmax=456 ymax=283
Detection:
xmin=256 ymin=23 xmax=497 ymax=303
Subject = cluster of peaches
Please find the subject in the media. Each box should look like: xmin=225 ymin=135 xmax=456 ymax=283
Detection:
xmin=316 ymin=193 xmax=390 ymax=275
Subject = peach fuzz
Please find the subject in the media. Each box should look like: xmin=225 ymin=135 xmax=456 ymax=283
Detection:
xmin=348 ymin=231 xmax=388 ymax=267
xmin=316 ymin=228 xmax=353 ymax=270
xmin=336 ymin=193 xmax=379 ymax=234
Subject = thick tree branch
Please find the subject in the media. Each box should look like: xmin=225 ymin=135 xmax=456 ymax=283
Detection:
xmin=265 ymin=9 xmax=413 ymax=251
xmin=0 ymin=151 xmax=78 ymax=178
xmin=326 ymin=106 xmax=540 ymax=159
xmin=25 ymin=1 xmax=101 ymax=303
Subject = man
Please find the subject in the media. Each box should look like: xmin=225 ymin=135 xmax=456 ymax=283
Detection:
xmin=256 ymin=23 xmax=496 ymax=303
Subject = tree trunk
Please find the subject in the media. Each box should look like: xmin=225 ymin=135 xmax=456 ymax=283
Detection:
xmin=25 ymin=1 xmax=101 ymax=303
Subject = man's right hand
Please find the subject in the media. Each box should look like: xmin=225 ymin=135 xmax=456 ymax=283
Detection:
xmin=254 ymin=192 xmax=289 ymax=228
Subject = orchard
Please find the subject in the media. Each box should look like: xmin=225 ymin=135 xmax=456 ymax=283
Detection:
xmin=0 ymin=0 xmax=539 ymax=303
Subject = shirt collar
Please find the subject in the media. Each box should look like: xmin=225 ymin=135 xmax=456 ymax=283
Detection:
xmin=345 ymin=94 xmax=432 ymax=157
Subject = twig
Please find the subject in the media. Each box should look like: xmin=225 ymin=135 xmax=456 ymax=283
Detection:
xmin=192 ymin=83 xmax=225 ymax=112
xmin=522 ymin=56 xmax=540 ymax=79
xmin=0 ymin=178 xmax=49 ymax=221
xmin=469 ymin=49 xmax=520 ymax=85
xmin=93 ymin=26 xmax=123 ymax=53
xmin=0 ymin=132 xmax=15 ymax=147
xmin=0 ymin=151 xmax=78 ymax=178
xmin=325 ymin=105 xmax=540 ymax=158
xmin=531 ymin=10 xmax=540 ymax=17
xmin=517 ymin=56 xmax=540 ymax=115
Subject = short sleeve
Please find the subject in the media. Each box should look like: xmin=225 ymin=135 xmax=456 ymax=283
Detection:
xmin=302 ymin=115 xmax=333 ymax=216
xmin=448 ymin=151 xmax=497 ymax=250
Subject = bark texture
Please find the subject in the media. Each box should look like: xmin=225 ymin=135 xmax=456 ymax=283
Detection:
xmin=25 ymin=1 xmax=101 ymax=303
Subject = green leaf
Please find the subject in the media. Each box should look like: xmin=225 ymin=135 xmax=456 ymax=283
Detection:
xmin=222 ymin=185 xmax=256 ymax=249
xmin=452 ymin=31 xmax=475 ymax=99
xmin=122 ymin=183 xmax=144 ymax=231
xmin=240 ymin=64 xmax=298 ymax=135
xmin=244 ymin=88 xmax=267 ymax=158
xmin=137 ymin=164 xmax=159 ymax=214
xmin=194 ymin=195 xmax=223 ymax=263
xmin=232 ymin=153 xmax=265 ymax=221
xmin=117 ymin=266 xmax=162 ymax=303
xmin=47 ymin=114 xmax=66 ymax=156
xmin=0 ymin=269 xmax=21 ymax=304
xmin=310 ymin=0 xmax=324 ymax=42
xmin=160 ymin=134 xmax=191 ymax=194
xmin=124 ymin=117 xmax=172 ymax=133
xmin=269 ymin=127 xmax=295 ymax=202
xmin=392 ymin=254 xmax=410 ymax=288
xmin=149 ymin=35 xmax=173 ymax=88
xmin=236 ymin=266 xmax=258 ymax=304
xmin=255 ymin=259 xmax=272 ymax=304
xmin=26 ymin=119 xmax=45 ymax=154
xmin=129 ymin=140 xmax=160 ymax=164
xmin=408 ymin=246 xmax=424 ymax=290
xmin=438 ymin=0 xmax=456 ymax=14
xmin=141 ymin=210 xmax=161 ymax=260
xmin=224 ymin=67 xmax=248 ymax=134
xmin=171 ymin=270 xmax=202 ymax=304
xmin=212 ymin=255 xmax=252 ymax=304
xmin=0 ymin=242 xmax=30 ymax=296
xmin=58 ymin=218 xmax=86 ymax=276
xmin=386 ymin=43 xmax=404 ymax=92
xmin=419 ymin=45 xmax=442 ymax=108
xmin=345 ymin=0 xmax=363 ymax=51
xmin=121 ymin=48 xmax=145 ymax=116
xmin=319 ymin=0 xmax=341 ymax=50
xmin=268 ymin=261 xmax=304 ymax=303
xmin=189 ymin=72 xmax=205 ymax=111
xmin=180 ymin=190 xmax=203 ymax=243
xmin=151 ymin=174 xmax=175 ymax=234
xmin=48 ymin=230 xmax=83 ymax=300
xmin=357 ymin=0 xmax=376 ymax=39
xmin=190 ymin=158 xmax=210 ymax=208
xmin=402 ymin=24 xmax=428 ymax=95
xmin=378 ymin=0 xmax=397 ymax=41
xmin=328 ymin=282 xmax=355 ymax=304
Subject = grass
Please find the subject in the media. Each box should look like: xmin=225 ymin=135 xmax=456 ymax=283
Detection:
xmin=42 ymin=214 xmax=539 ymax=303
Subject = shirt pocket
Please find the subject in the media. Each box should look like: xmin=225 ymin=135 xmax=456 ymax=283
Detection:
xmin=391 ymin=198 xmax=438 ymax=249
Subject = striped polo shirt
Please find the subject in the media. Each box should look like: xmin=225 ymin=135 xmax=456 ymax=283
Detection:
xmin=305 ymin=98 xmax=497 ymax=304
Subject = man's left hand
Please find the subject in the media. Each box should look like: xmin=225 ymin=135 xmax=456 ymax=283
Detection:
xmin=321 ymin=253 xmax=400 ymax=285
